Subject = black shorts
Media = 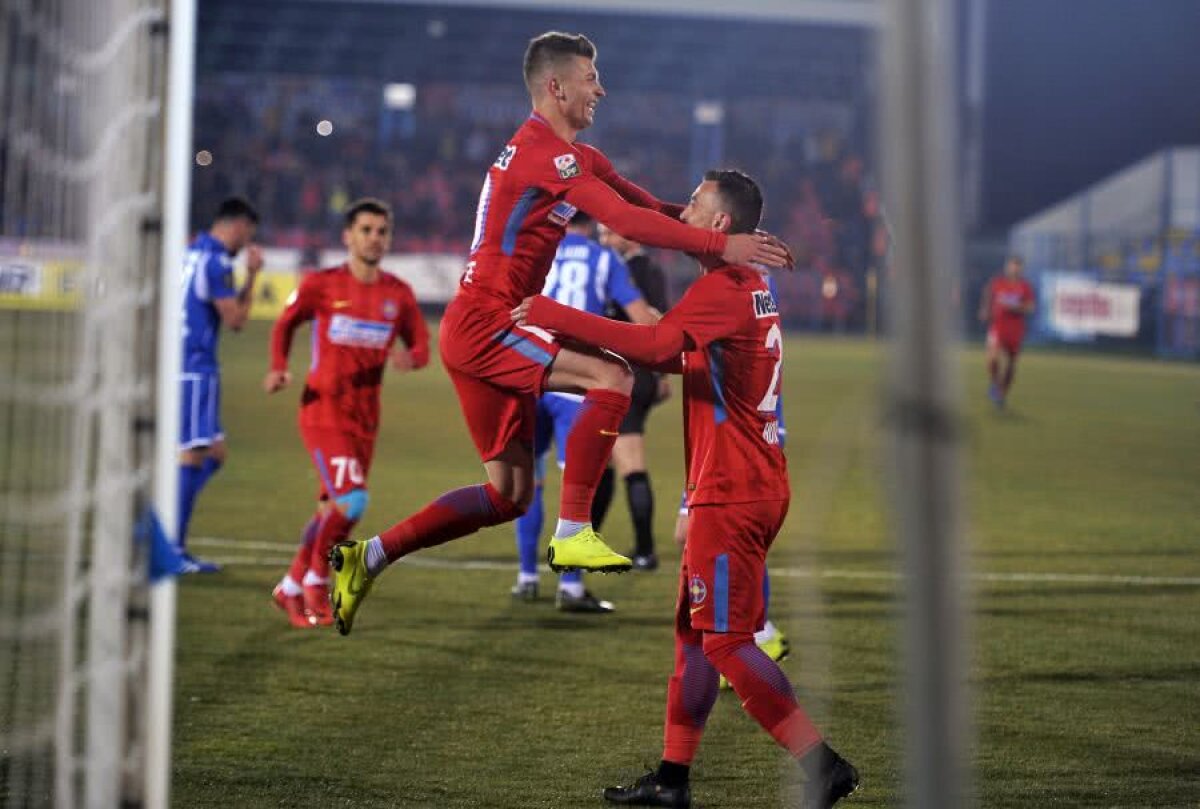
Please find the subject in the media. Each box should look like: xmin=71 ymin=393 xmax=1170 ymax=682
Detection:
xmin=619 ymin=367 xmax=659 ymax=435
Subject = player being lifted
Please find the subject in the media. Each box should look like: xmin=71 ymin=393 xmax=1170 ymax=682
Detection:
xmin=977 ymin=254 xmax=1035 ymax=408
xmin=264 ymin=198 xmax=429 ymax=628
xmin=327 ymin=31 xmax=791 ymax=635
xmin=512 ymin=170 xmax=858 ymax=808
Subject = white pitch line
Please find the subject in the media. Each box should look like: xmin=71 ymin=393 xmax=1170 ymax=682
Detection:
xmin=190 ymin=537 xmax=1200 ymax=587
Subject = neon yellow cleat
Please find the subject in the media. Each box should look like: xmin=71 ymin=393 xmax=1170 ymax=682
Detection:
xmin=546 ymin=526 xmax=632 ymax=573
xmin=328 ymin=540 xmax=375 ymax=636
xmin=721 ymin=628 xmax=791 ymax=689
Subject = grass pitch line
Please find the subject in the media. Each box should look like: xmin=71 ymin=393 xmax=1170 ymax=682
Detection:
xmin=190 ymin=536 xmax=1200 ymax=587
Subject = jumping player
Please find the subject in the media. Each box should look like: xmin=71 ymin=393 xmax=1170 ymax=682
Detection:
xmin=327 ymin=32 xmax=791 ymax=636
xmin=978 ymin=255 xmax=1035 ymax=408
xmin=512 ymin=170 xmax=858 ymax=808
xmin=265 ymin=198 xmax=429 ymax=628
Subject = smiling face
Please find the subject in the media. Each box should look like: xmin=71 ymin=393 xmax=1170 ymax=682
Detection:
xmin=680 ymin=180 xmax=731 ymax=233
xmin=551 ymin=54 xmax=605 ymax=130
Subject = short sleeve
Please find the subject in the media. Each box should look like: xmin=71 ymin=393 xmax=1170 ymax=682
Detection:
xmin=604 ymin=250 xmax=643 ymax=308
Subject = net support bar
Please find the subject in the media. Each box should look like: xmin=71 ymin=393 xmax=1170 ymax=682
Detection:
xmin=879 ymin=0 xmax=973 ymax=807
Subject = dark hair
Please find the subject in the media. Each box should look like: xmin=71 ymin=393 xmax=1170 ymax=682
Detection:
xmin=703 ymin=169 xmax=763 ymax=234
xmin=1006 ymin=254 xmax=1025 ymax=268
xmin=344 ymin=197 xmax=392 ymax=228
xmin=523 ymin=32 xmax=596 ymax=92
xmin=214 ymin=196 xmax=259 ymax=225
xmin=567 ymin=210 xmax=594 ymax=229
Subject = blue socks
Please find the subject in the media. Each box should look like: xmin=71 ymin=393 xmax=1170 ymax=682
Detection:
xmin=177 ymin=457 xmax=223 ymax=548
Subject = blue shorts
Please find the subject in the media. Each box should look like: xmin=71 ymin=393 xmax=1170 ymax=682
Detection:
xmin=179 ymin=370 xmax=224 ymax=450
xmin=532 ymin=392 xmax=583 ymax=482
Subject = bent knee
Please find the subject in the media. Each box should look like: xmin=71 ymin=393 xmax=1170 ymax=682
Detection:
xmin=334 ymin=488 xmax=369 ymax=520
xmin=596 ymin=355 xmax=635 ymax=395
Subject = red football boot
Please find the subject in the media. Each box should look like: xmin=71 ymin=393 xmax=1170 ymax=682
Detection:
xmin=273 ymin=584 xmax=314 ymax=629
xmin=303 ymin=582 xmax=334 ymax=626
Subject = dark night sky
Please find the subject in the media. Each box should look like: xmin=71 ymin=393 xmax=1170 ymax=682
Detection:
xmin=981 ymin=0 xmax=1200 ymax=228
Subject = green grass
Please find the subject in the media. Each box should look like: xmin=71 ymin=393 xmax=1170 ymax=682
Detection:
xmin=175 ymin=321 xmax=1200 ymax=808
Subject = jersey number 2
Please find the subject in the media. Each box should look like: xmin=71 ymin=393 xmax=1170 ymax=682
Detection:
xmin=757 ymin=323 xmax=783 ymax=413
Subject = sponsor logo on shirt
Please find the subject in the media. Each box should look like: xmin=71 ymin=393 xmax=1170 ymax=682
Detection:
xmin=494 ymin=144 xmax=517 ymax=171
xmin=548 ymin=200 xmax=578 ymax=227
xmin=752 ymin=289 xmax=778 ymax=318
xmin=554 ymin=153 xmax=580 ymax=180
xmin=328 ymin=314 xmax=391 ymax=349
xmin=689 ymin=575 xmax=707 ymax=606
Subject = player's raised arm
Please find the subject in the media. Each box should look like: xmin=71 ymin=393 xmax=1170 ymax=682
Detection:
xmin=212 ymin=244 xmax=263 ymax=332
xmin=564 ymin=179 xmax=790 ymax=269
xmin=581 ymin=143 xmax=686 ymax=220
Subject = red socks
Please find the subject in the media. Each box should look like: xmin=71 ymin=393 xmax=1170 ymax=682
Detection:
xmin=560 ymin=389 xmax=630 ymax=522
xmin=309 ymin=508 xmax=356 ymax=580
xmin=287 ymin=513 xmax=320 ymax=584
xmin=379 ymin=483 xmax=523 ymax=563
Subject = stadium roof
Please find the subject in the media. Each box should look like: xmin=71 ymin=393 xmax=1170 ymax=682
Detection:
xmin=295 ymin=0 xmax=883 ymax=27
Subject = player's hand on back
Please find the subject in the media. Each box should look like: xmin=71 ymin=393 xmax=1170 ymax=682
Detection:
xmin=510 ymin=296 xmax=536 ymax=326
xmin=723 ymin=232 xmax=793 ymax=270
xmin=262 ymin=369 xmax=291 ymax=393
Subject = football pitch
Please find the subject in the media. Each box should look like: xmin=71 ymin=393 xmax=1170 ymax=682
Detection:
xmin=174 ymin=321 xmax=1200 ymax=808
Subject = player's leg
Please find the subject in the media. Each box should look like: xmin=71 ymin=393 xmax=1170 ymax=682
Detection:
xmin=985 ymin=328 xmax=1004 ymax=406
xmin=513 ymin=399 xmax=553 ymax=601
xmin=328 ymin=373 xmax=532 ymax=635
xmin=273 ymin=506 xmax=323 ymax=628
xmin=542 ymin=344 xmax=634 ymax=572
xmin=544 ymin=394 xmax=615 ymax=613
xmin=612 ymin=367 xmax=660 ymax=569
xmin=690 ymin=502 xmax=857 ymax=806
xmin=603 ymin=563 xmax=711 ymax=807
xmin=176 ymin=370 xmax=225 ymax=573
xmin=999 ymin=334 xmax=1022 ymax=401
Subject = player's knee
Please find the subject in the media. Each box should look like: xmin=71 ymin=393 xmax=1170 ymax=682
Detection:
xmin=208 ymin=442 xmax=228 ymax=465
xmin=334 ymin=488 xmax=369 ymax=521
xmin=701 ymin=631 xmax=753 ymax=668
xmin=484 ymin=482 xmax=527 ymax=521
xmin=594 ymin=354 xmax=634 ymax=396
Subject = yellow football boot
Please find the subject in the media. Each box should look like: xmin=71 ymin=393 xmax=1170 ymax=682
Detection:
xmin=328 ymin=540 xmax=375 ymax=636
xmin=546 ymin=526 xmax=632 ymax=573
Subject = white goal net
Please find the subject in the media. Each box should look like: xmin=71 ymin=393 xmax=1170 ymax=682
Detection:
xmin=0 ymin=0 xmax=175 ymax=806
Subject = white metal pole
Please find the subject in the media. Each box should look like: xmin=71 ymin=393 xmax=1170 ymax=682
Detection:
xmin=879 ymin=0 xmax=973 ymax=808
xmin=147 ymin=0 xmax=196 ymax=805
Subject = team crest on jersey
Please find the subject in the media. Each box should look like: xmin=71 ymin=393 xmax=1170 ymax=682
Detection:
xmin=554 ymin=153 xmax=580 ymax=179
xmin=381 ymin=299 xmax=398 ymax=320
xmin=494 ymin=144 xmax=517 ymax=171
xmin=689 ymin=575 xmax=707 ymax=605
xmin=547 ymin=200 xmax=578 ymax=226
xmin=752 ymin=289 xmax=778 ymax=319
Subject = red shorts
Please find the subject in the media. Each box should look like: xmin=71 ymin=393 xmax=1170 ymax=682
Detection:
xmin=676 ymin=499 xmax=789 ymax=634
xmin=987 ymin=325 xmax=1025 ymax=356
xmin=300 ymin=426 xmax=376 ymax=500
xmin=439 ymin=294 xmax=561 ymax=461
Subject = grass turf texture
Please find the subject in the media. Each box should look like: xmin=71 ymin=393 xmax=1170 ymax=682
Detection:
xmin=174 ymin=321 xmax=1200 ymax=807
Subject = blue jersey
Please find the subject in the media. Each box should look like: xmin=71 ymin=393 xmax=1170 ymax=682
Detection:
xmin=181 ymin=232 xmax=238 ymax=372
xmin=541 ymin=232 xmax=641 ymax=316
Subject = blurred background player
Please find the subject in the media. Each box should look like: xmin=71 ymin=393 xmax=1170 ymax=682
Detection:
xmin=515 ymin=168 xmax=857 ymax=808
xmin=264 ymin=198 xmax=429 ymax=627
xmin=592 ymin=225 xmax=671 ymax=571
xmin=327 ymin=31 xmax=791 ymax=636
xmin=511 ymin=211 xmax=661 ymax=613
xmin=177 ymin=196 xmax=262 ymax=573
xmin=978 ymin=254 xmax=1035 ymax=408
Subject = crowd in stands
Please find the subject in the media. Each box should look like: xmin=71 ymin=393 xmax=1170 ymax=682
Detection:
xmin=192 ymin=75 xmax=887 ymax=331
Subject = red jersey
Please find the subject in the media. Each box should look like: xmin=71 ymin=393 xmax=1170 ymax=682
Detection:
xmin=667 ymin=267 xmax=790 ymax=507
xmin=986 ymin=275 xmax=1035 ymax=330
xmin=460 ymin=113 xmax=722 ymax=308
xmin=270 ymin=265 xmax=429 ymax=437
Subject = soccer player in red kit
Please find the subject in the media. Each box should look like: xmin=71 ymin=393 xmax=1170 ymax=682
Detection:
xmin=978 ymin=254 xmax=1035 ymax=408
xmin=327 ymin=32 xmax=791 ymax=636
xmin=512 ymin=170 xmax=858 ymax=808
xmin=265 ymin=198 xmax=429 ymax=628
